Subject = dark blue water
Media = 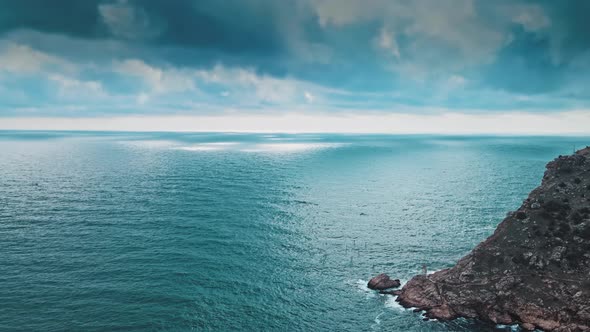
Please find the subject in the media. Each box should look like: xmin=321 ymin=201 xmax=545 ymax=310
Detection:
xmin=0 ymin=132 xmax=587 ymax=331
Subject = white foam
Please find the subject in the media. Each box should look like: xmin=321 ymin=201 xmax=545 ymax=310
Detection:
xmin=379 ymin=279 xmax=416 ymax=313
xmin=355 ymin=279 xmax=371 ymax=292
xmin=371 ymin=311 xmax=385 ymax=330
xmin=353 ymin=279 xmax=378 ymax=299
xmin=496 ymin=324 xmax=520 ymax=331
xmin=383 ymin=296 xmax=406 ymax=312
xmin=427 ymin=268 xmax=443 ymax=275
xmin=374 ymin=312 xmax=384 ymax=325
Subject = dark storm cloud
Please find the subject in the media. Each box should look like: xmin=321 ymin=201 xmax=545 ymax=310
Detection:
xmin=0 ymin=0 xmax=105 ymax=38
xmin=1 ymin=0 xmax=590 ymax=115
xmin=134 ymin=0 xmax=286 ymax=54
xmin=2 ymin=0 xmax=590 ymax=60
xmin=0 ymin=0 xmax=311 ymax=55
xmin=530 ymin=0 xmax=590 ymax=57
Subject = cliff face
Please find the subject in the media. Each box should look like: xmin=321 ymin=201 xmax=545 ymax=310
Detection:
xmin=397 ymin=147 xmax=590 ymax=331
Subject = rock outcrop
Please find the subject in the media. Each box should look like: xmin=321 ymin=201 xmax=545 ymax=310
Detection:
xmin=368 ymin=273 xmax=401 ymax=290
xmin=397 ymin=147 xmax=590 ymax=331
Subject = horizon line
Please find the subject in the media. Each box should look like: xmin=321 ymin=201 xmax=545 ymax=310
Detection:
xmin=1 ymin=111 xmax=590 ymax=135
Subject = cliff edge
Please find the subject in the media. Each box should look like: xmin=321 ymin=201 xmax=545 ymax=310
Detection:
xmin=397 ymin=147 xmax=590 ymax=331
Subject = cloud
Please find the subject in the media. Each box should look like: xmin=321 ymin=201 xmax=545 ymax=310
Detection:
xmin=111 ymin=59 xmax=326 ymax=106
xmin=310 ymin=0 xmax=382 ymax=27
xmin=447 ymin=75 xmax=467 ymax=88
xmin=98 ymin=1 xmax=162 ymax=40
xmin=136 ymin=92 xmax=150 ymax=105
xmin=113 ymin=59 xmax=197 ymax=93
xmin=48 ymin=74 xmax=107 ymax=100
xmin=0 ymin=43 xmax=115 ymax=108
xmin=0 ymin=0 xmax=292 ymax=54
xmin=375 ymin=27 xmax=400 ymax=59
xmin=509 ymin=4 xmax=551 ymax=32
xmin=0 ymin=0 xmax=103 ymax=39
xmin=195 ymin=64 xmax=323 ymax=104
xmin=310 ymin=0 xmax=505 ymax=64
xmin=0 ymin=43 xmax=75 ymax=74
xmin=1 ymin=0 xmax=590 ymax=119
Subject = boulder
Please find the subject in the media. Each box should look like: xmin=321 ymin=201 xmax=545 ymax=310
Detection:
xmin=367 ymin=273 xmax=401 ymax=290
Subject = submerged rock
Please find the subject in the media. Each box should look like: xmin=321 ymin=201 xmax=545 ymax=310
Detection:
xmin=397 ymin=147 xmax=590 ymax=331
xmin=367 ymin=273 xmax=401 ymax=290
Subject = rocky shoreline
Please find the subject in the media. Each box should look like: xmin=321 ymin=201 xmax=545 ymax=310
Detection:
xmin=393 ymin=147 xmax=590 ymax=331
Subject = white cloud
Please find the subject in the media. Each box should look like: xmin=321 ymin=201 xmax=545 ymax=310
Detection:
xmin=509 ymin=4 xmax=551 ymax=32
xmin=137 ymin=92 xmax=150 ymax=104
xmin=309 ymin=0 xmax=531 ymax=77
xmin=110 ymin=60 xmax=337 ymax=107
xmin=0 ymin=43 xmax=75 ymax=74
xmin=447 ymin=75 xmax=467 ymax=88
xmin=278 ymin=6 xmax=334 ymax=64
xmin=427 ymin=74 xmax=469 ymax=102
xmin=375 ymin=27 xmax=400 ymax=59
xmin=113 ymin=60 xmax=320 ymax=105
xmin=114 ymin=59 xmax=197 ymax=93
xmin=311 ymin=0 xmax=379 ymax=27
xmin=310 ymin=0 xmax=494 ymax=52
xmin=0 ymin=43 xmax=114 ymax=103
xmin=98 ymin=1 xmax=161 ymax=40
xmin=196 ymin=64 xmax=317 ymax=104
xmin=48 ymin=74 xmax=107 ymax=99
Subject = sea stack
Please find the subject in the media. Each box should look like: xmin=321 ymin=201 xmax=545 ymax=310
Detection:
xmin=368 ymin=273 xmax=401 ymax=290
xmin=397 ymin=147 xmax=590 ymax=331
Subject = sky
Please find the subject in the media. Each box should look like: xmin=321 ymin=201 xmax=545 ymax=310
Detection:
xmin=1 ymin=0 xmax=590 ymax=133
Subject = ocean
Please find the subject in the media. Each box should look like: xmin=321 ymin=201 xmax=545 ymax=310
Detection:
xmin=0 ymin=131 xmax=588 ymax=331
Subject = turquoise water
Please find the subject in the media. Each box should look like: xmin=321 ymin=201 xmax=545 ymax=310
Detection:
xmin=0 ymin=132 xmax=588 ymax=331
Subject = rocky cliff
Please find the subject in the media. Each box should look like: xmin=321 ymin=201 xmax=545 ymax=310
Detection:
xmin=397 ymin=147 xmax=590 ymax=331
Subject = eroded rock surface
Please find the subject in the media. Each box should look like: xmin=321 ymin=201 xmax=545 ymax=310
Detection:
xmin=397 ymin=147 xmax=590 ymax=331
xmin=368 ymin=273 xmax=401 ymax=290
